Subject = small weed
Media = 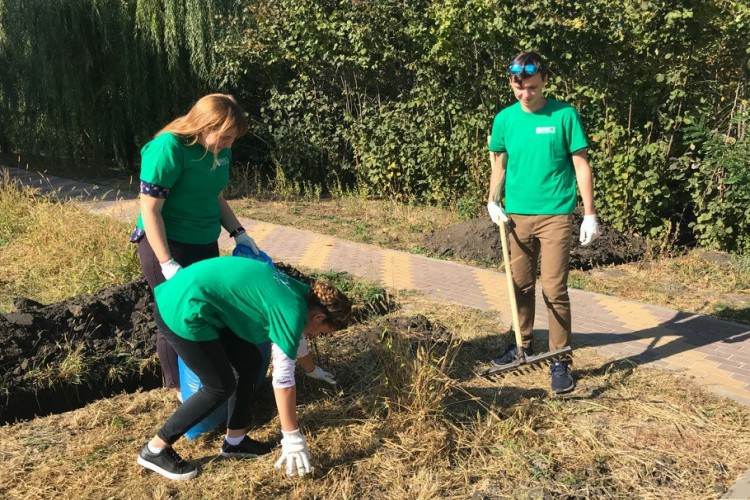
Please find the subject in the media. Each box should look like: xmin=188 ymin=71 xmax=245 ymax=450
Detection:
xmin=24 ymin=435 xmax=56 ymax=452
xmin=568 ymin=272 xmax=592 ymax=290
xmin=110 ymin=416 xmax=125 ymax=429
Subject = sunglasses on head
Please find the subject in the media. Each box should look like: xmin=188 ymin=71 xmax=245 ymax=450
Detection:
xmin=509 ymin=62 xmax=539 ymax=77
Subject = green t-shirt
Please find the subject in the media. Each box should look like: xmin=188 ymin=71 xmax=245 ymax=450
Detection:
xmin=488 ymin=99 xmax=589 ymax=215
xmin=136 ymin=133 xmax=231 ymax=244
xmin=153 ymin=257 xmax=311 ymax=359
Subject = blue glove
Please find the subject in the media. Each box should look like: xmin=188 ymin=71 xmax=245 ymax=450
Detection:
xmin=233 ymin=245 xmax=275 ymax=268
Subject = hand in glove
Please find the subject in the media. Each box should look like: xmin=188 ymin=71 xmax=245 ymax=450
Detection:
xmin=579 ymin=215 xmax=600 ymax=246
xmin=487 ymin=201 xmax=509 ymax=225
xmin=274 ymin=429 xmax=312 ymax=477
xmin=235 ymin=231 xmax=260 ymax=256
xmin=305 ymin=365 xmax=336 ymax=385
xmin=160 ymin=259 xmax=182 ymax=280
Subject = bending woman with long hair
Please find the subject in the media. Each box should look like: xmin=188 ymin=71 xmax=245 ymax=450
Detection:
xmin=136 ymin=256 xmax=352 ymax=480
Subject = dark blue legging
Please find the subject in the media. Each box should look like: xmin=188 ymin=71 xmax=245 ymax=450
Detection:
xmin=153 ymin=307 xmax=263 ymax=445
xmin=137 ymin=233 xmax=220 ymax=390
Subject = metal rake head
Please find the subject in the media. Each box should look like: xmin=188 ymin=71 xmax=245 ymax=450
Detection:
xmin=479 ymin=346 xmax=573 ymax=379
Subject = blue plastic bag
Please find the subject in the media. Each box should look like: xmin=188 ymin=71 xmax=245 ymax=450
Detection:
xmin=232 ymin=245 xmax=275 ymax=268
xmin=179 ymin=341 xmax=272 ymax=440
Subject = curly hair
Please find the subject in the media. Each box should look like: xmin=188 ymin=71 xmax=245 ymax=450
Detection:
xmin=308 ymin=280 xmax=352 ymax=329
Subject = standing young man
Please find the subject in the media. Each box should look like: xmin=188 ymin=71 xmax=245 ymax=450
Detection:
xmin=486 ymin=51 xmax=600 ymax=394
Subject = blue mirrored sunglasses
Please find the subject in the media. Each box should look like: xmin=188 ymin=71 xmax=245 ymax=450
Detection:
xmin=509 ymin=62 xmax=539 ymax=76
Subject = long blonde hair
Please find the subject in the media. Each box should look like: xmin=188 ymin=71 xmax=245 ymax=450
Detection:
xmin=157 ymin=93 xmax=248 ymax=145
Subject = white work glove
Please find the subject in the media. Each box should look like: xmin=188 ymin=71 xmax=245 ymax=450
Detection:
xmin=160 ymin=259 xmax=182 ymax=280
xmin=274 ymin=429 xmax=312 ymax=477
xmin=487 ymin=201 xmax=509 ymax=225
xmin=235 ymin=231 xmax=260 ymax=256
xmin=305 ymin=365 xmax=336 ymax=385
xmin=579 ymin=215 xmax=601 ymax=246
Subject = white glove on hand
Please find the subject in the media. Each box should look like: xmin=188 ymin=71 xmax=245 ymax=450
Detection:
xmin=274 ymin=429 xmax=312 ymax=477
xmin=235 ymin=231 xmax=260 ymax=256
xmin=579 ymin=215 xmax=601 ymax=246
xmin=305 ymin=366 xmax=337 ymax=385
xmin=487 ymin=201 xmax=509 ymax=225
xmin=160 ymin=259 xmax=182 ymax=280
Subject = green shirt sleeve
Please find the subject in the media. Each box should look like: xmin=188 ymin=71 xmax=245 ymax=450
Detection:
xmin=565 ymin=108 xmax=589 ymax=153
xmin=266 ymin=273 xmax=310 ymax=359
xmin=140 ymin=134 xmax=184 ymax=188
xmin=488 ymin=112 xmax=506 ymax=152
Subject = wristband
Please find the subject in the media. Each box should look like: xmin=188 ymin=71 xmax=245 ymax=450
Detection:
xmin=229 ymin=226 xmax=245 ymax=238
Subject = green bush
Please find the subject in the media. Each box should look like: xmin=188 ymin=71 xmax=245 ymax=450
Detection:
xmin=677 ymin=116 xmax=750 ymax=252
xmin=219 ymin=0 xmax=749 ymax=251
xmin=1 ymin=0 xmax=749 ymax=252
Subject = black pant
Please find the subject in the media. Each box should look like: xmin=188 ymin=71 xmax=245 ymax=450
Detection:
xmin=153 ymin=307 xmax=263 ymax=445
xmin=137 ymin=234 xmax=219 ymax=389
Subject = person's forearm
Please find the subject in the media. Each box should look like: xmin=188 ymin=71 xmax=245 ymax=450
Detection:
xmin=274 ymin=386 xmax=299 ymax=431
xmin=297 ymin=353 xmax=315 ymax=373
xmin=573 ymin=155 xmax=596 ymax=216
xmin=488 ymin=152 xmax=507 ymax=203
xmin=218 ymin=194 xmax=242 ymax=233
xmin=140 ymin=200 xmax=172 ymax=263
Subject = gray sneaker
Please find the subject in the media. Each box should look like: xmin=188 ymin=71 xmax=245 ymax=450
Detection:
xmin=490 ymin=344 xmax=534 ymax=366
xmin=137 ymin=443 xmax=197 ymax=480
xmin=550 ymin=361 xmax=575 ymax=394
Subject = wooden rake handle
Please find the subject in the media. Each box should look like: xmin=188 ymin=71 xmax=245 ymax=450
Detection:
xmin=488 ymin=141 xmax=525 ymax=361
xmin=498 ymin=219 xmax=525 ymax=361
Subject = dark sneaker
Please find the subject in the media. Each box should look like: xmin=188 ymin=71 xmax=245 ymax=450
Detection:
xmin=137 ymin=443 xmax=197 ymax=480
xmin=220 ymin=436 xmax=274 ymax=458
xmin=491 ymin=344 xmax=534 ymax=366
xmin=550 ymin=361 xmax=575 ymax=394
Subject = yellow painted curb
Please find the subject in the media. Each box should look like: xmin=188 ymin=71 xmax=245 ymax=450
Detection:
xmin=381 ymin=250 xmax=414 ymax=289
xmin=472 ymin=268 xmax=510 ymax=315
xmin=246 ymin=221 xmax=277 ymax=246
xmin=297 ymin=234 xmax=336 ymax=270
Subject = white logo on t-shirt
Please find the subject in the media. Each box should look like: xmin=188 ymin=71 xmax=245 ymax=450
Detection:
xmin=273 ymin=269 xmax=293 ymax=291
xmin=536 ymin=126 xmax=556 ymax=134
xmin=214 ymin=157 xmax=229 ymax=168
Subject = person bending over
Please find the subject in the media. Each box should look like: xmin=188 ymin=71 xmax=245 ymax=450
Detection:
xmin=136 ymin=256 xmax=351 ymax=480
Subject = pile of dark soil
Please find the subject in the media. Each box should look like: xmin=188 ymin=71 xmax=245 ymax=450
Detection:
xmin=422 ymin=212 xmax=647 ymax=270
xmin=0 ymin=279 xmax=160 ymax=424
xmin=0 ymin=263 xmax=396 ymax=423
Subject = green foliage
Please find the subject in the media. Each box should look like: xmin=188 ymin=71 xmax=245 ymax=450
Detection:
xmin=456 ymin=195 xmax=483 ymax=222
xmin=677 ymin=116 xmax=750 ymax=252
xmin=217 ymin=0 xmax=749 ymax=251
xmin=0 ymin=0 xmax=235 ymax=169
xmin=0 ymin=0 xmax=749 ymax=251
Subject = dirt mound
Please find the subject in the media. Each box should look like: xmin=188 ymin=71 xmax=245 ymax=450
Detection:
xmin=422 ymin=212 xmax=647 ymax=270
xmin=0 ymin=263 xmax=396 ymax=423
xmin=0 ymin=279 xmax=160 ymax=423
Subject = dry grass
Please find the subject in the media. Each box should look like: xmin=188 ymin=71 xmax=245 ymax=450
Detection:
xmin=569 ymin=249 xmax=750 ymax=324
xmin=0 ymin=177 xmax=141 ymax=313
xmin=0 ymin=164 xmax=748 ymax=497
xmin=232 ymin=196 xmax=458 ymax=253
xmin=2 ymin=293 xmax=749 ymax=499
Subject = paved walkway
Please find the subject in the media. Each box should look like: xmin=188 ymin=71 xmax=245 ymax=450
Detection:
xmin=4 ymin=165 xmax=750 ymax=497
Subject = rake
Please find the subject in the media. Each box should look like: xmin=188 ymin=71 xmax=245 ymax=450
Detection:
xmin=479 ymin=154 xmax=572 ymax=379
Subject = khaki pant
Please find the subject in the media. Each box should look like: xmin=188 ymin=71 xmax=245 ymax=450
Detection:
xmin=507 ymin=214 xmax=572 ymax=351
